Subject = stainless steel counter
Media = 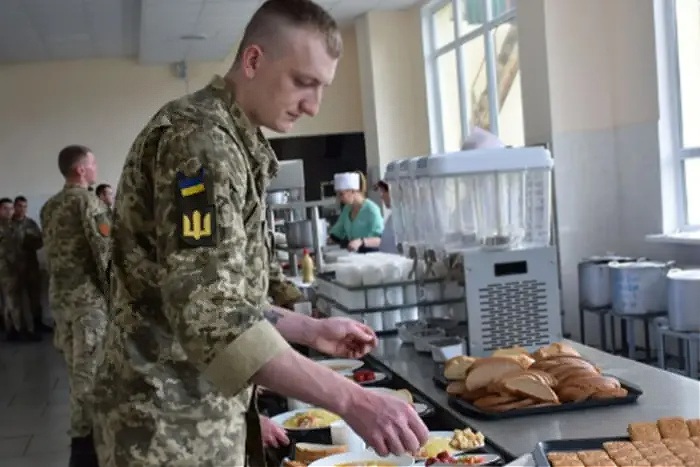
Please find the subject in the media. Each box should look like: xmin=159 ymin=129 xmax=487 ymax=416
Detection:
xmin=366 ymin=336 xmax=700 ymax=457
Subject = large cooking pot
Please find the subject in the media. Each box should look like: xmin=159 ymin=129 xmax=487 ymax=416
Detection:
xmin=266 ymin=191 xmax=289 ymax=205
xmin=610 ymin=260 xmax=674 ymax=315
xmin=578 ymin=255 xmax=638 ymax=308
xmin=286 ymin=220 xmax=314 ymax=249
xmin=667 ymin=269 xmax=700 ymax=332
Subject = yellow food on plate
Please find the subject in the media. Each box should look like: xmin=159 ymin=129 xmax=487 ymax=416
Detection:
xmin=283 ymin=409 xmax=341 ymax=429
xmin=450 ymin=428 xmax=486 ymax=450
xmin=419 ymin=437 xmax=458 ymax=458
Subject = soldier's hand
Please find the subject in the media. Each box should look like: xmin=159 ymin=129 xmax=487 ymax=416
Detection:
xmin=260 ymin=415 xmax=289 ymax=448
xmin=343 ymin=390 xmax=429 ymax=456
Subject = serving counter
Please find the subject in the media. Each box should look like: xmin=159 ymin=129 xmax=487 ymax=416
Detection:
xmin=364 ymin=336 xmax=700 ymax=458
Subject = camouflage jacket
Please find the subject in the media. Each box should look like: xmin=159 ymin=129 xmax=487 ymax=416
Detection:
xmin=40 ymin=185 xmax=111 ymax=310
xmin=93 ymin=76 xmax=298 ymax=466
xmin=12 ymin=216 xmax=43 ymax=273
xmin=0 ymin=220 xmax=22 ymax=277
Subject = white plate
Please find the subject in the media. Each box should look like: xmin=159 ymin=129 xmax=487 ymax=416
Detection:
xmin=307 ymin=450 xmax=414 ymax=467
xmin=270 ymin=408 xmax=339 ymax=431
xmin=316 ymin=358 xmax=365 ymax=373
xmin=415 ymin=431 xmax=486 ymax=460
xmin=416 ymin=453 xmax=501 ymax=466
xmin=364 ymin=388 xmax=429 ymax=415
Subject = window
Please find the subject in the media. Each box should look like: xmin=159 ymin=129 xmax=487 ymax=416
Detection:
xmin=668 ymin=0 xmax=700 ymax=227
xmin=422 ymin=0 xmax=525 ymax=153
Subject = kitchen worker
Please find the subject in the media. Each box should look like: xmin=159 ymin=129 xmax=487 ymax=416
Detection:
xmin=91 ymin=1 xmax=429 ymax=466
xmin=328 ymin=171 xmax=384 ymax=253
xmin=40 ymin=145 xmax=111 ymax=467
xmin=375 ymin=179 xmax=398 ymax=254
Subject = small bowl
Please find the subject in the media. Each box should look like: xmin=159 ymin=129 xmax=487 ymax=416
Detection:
xmin=430 ymin=337 xmax=466 ymax=363
xmin=397 ymin=320 xmax=426 ymax=344
xmin=414 ymin=329 xmax=447 ymax=353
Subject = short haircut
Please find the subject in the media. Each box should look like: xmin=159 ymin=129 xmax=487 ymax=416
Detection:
xmin=96 ymin=184 xmax=111 ymax=197
xmin=58 ymin=145 xmax=91 ymax=177
xmin=0 ymin=198 xmax=12 ymax=205
xmin=234 ymin=0 xmax=342 ymax=65
xmin=374 ymin=180 xmax=389 ymax=192
xmin=14 ymin=196 xmax=27 ymax=204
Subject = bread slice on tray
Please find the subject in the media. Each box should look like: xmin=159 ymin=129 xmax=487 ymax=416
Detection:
xmin=465 ymin=357 xmax=530 ymax=391
xmin=444 ymin=355 xmax=477 ymax=381
xmin=502 ymin=373 xmax=560 ymax=403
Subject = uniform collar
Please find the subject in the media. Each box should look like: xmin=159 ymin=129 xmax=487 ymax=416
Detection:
xmin=208 ymin=75 xmax=279 ymax=178
xmin=63 ymin=182 xmax=88 ymax=190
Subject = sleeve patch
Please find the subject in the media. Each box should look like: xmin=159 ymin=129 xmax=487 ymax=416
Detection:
xmin=94 ymin=213 xmax=111 ymax=237
xmin=176 ymin=168 xmax=217 ymax=248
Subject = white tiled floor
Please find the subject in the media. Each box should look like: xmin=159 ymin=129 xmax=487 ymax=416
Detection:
xmin=0 ymin=338 xmax=71 ymax=467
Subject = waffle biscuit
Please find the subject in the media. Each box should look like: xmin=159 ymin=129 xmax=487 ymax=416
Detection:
xmin=629 ymin=423 xmax=663 ymax=442
xmin=657 ymin=417 xmax=691 ymax=439
xmin=547 ymin=452 xmax=581 ymax=463
xmin=603 ymin=441 xmax=636 ymax=452
xmin=688 ymin=419 xmax=700 ymax=437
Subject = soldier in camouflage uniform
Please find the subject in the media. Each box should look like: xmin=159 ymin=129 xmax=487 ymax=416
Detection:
xmin=13 ymin=195 xmax=50 ymax=336
xmin=0 ymin=197 xmax=30 ymax=342
xmin=92 ymin=1 xmax=428 ymax=466
xmin=40 ymin=145 xmax=111 ymax=467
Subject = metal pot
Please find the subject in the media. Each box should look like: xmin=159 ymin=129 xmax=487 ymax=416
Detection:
xmin=285 ymin=220 xmax=314 ymax=249
xmin=578 ymin=255 xmax=638 ymax=308
xmin=667 ymin=269 xmax=700 ymax=332
xmin=610 ymin=260 xmax=674 ymax=315
xmin=266 ymin=191 xmax=289 ymax=206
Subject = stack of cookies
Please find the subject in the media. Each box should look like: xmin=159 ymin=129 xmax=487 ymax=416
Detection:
xmin=547 ymin=417 xmax=700 ymax=466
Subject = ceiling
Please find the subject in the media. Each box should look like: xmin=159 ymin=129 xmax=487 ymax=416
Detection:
xmin=0 ymin=0 xmax=422 ymax=65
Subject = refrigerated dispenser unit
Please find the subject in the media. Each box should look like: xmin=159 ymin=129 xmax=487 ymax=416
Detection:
xmin=391 ymin=147 xmax=562 ymax=357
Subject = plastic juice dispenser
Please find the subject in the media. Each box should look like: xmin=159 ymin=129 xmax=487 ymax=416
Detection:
xmin=397 ymin=159 xmax=418 ymax=257
xmin=424 ymin=147 xmax=553 ymax=250
xmin=412 ymin=156 xmax=443 ymax=258
xmin=384 ymin=161 xmax=404 ymax=254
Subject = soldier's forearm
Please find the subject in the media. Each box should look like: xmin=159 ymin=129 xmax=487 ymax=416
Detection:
xmin=251 ymin=348 xmax=360 ymax=418
xmin=263 ymin=306 xmax=317 ymax=347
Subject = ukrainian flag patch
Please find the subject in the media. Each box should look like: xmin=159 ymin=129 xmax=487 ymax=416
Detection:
xmin=177 ymin=168 xmax=206 ymax=197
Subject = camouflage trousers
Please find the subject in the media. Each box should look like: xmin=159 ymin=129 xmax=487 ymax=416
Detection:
xmin=67 ymin=307 xmax=107 ymax=438
xmin=0 ymin=276 xmax=34 ymax=333
xmin=94 ymin=390 xmax=265 ymax=466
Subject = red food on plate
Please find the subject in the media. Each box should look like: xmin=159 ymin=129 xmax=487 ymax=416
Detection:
xmin=425 ymin=451 xmax=486 ymax=465
xmin=352 ymin=370 xmax=376 ymax=383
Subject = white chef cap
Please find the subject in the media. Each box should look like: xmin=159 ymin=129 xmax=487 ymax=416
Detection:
xmin=334 ymin=172 xmax=361 ymax=192
xmin=461 ymin=126 xmax=505 ymax=150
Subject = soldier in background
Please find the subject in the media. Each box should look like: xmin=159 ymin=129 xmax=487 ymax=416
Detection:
xmin=0 ymin=197 xmax=35 ymax=341
xmin=40 ymin=145 xmax=111 ymax=467
xmin=13 ymin=196 xmax=50 ymax=334
xmin=92 ymin=0 xmax=428 ymax=465
xmin=95 ymin=184 xmax=113 ymax=210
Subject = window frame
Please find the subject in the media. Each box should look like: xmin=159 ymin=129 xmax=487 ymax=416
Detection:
xmin=421 ymin=0 xmax=518 ymax=154
xmin=664 ymin=0 xmax=700 ymax=229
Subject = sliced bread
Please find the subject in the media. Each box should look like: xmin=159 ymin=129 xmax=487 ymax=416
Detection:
xmin=465 ymin=357 xmax=528 ymax=391
xmin=295 ymin=443 xmax=348 ymax=465
xmin=444 ymin=355 xmax=477 ymax=381
xmin=502 ymin=374 xmax=560 ymax=403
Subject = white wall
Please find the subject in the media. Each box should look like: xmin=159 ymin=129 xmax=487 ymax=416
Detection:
xmin=0 ymin=28 xmax=363 ymax=199
xmin=355 ymin=6 xmax=431 ymax=172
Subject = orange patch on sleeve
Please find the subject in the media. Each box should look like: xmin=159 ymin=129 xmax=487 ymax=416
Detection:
xmin=98 ymin=223 xmax=110 ymax=237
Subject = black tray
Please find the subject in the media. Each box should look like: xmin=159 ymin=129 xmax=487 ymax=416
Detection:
xmin=433 ymin=366 xmax=643 ymax=420
xmin=532 ymin=437 xmax=629 ymax=467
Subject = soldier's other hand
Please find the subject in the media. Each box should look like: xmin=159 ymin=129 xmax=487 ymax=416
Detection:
xmin=260 ymin=415 xmax=289 ymax=448
xmin=309 ymin=317 xmax=377 ymax=359
xmin=343 ymin=389 xmax=429 ymax=457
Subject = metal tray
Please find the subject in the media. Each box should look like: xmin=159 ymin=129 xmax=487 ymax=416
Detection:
xmin=532 ymin=437 xmax=629 ymax=467
xmin=432 ymin=366 xmax=643 ymax=420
